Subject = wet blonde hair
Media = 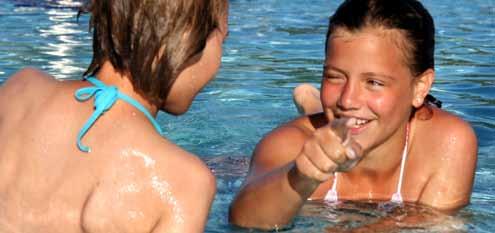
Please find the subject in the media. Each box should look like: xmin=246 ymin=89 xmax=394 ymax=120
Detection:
xmin=81 ymin=0 xmax=228 ymax=106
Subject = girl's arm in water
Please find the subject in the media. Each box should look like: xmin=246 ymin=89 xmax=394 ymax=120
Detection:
xmin=229 ymin=113 xmax=363 ymax=230
xmin=229 ymin=120 xmax=318 ymax=230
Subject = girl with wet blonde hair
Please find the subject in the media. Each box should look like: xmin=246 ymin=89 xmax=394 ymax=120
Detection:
xmin=0 ymin=0 xmax=229 ymax=232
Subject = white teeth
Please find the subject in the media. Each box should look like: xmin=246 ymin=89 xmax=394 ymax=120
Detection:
xmin=357 ymin=119 xmax=367 ymax=125
xmin=352 ymin=118 xmax=368 ymax=127
xmin=345 ymin=117 xmax=369 ymax=128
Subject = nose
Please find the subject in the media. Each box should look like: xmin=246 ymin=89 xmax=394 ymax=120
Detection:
xmin=337 ymin=81 xmax=361 ymax=110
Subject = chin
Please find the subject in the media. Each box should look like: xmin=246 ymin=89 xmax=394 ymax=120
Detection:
xmin=349 ymin=136 xmax=369 ymax=153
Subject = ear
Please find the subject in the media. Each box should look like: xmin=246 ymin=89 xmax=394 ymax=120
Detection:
xmin=412 ymin=68 xmax=435 ymax=108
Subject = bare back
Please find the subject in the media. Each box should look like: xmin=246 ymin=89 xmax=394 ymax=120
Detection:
xmin=0 ymin=68 xmax=215 ymax=233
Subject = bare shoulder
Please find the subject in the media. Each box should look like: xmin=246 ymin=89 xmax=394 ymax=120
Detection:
xmin=145 ymin=135 xmax=216 ymax=186
xmin=415 ymin=107 xmax=478 ymax=210
xmin=82 ymin=137 xmax=215 ymax=232
xmin=0 ymin=68 xmax=56 ymax=102
xmin=152 ymin=139 xmax=216 ymax=194
xmin=1 ymin=67 xmax=54 ymax=88
xmin=417 ymin=107 xmax=477 ymax=156
xmin=249 ymin=113 xmax=325 ymax=178
xmin=149 ymin=141 xmax=216 ymax=232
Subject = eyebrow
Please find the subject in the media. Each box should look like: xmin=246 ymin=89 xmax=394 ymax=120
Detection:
xmin=324 ymin=65 xmax=396 ymax=80
xmin=323 ymin=65 xmax=348 ymax=76
xmin=362 ymin=72 xmax=396 ymax=81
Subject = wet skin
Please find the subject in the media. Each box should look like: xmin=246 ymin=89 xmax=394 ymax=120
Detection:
xmin=0 ymin=14 xmax=229 ymax=233
xmin=229 ymin=27 xmax=477 ymax=230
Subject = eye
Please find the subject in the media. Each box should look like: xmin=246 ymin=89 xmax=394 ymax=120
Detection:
xmin=366 ymin=79 xmax=384 ymax=87
xmin=325 ymin=74 xmax=346 ymax=84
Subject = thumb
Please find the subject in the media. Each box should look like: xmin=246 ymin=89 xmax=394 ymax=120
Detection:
xmin=324 ymin=108 xmax=335 ymax=123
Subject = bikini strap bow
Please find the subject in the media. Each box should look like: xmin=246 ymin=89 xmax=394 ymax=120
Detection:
xmin=74 ymin=78 xmax=119 ymax=152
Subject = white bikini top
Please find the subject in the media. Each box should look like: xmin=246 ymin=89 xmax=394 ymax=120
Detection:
xmin=324 ymin=123 xmax=410 ymax=203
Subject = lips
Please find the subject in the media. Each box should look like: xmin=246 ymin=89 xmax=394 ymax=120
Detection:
xmin=344 ymin=116 xmax=372 ymax=134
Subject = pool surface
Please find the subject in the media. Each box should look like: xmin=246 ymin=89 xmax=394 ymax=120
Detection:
xmin=0 ymin=0 xmax=494 ymax=232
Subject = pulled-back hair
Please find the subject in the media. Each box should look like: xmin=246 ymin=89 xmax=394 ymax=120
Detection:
xmin=80 ymin=0 xmax=228 ymax=106
xmin=326 ymin=0 xmax=434 ymax=76
xmin=326 ymin=0 xmax=441 ymax=108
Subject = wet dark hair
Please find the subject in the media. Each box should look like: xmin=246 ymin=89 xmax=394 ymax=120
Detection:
xmin=325 ymin=0 xmax=441 ymax=108
xmin=79 ymin=0 xmax=228 ymax=107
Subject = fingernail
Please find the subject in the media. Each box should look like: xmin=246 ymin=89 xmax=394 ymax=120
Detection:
xmin=346 ymin=147 xmax=356 ymax=160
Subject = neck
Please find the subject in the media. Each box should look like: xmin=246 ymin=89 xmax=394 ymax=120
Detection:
xmin=350 ymin=122 xmax=410 ymax=179
xmin=94 ymin=61 xmax=158 ymax=117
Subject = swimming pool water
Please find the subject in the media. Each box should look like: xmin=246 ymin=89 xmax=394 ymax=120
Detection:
xmin=1 ymin=0 xmax=494 ymax=232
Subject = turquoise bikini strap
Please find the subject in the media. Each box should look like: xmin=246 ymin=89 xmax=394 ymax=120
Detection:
xmin=74 ymin=77 xmax=163 ymax=152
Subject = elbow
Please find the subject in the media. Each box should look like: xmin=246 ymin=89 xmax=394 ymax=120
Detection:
xmin=228 ymin=202 xmax=241 ymax=226
xmin=228 ymin=206 xmax=269 ymax=230
xmin=201 ymin=167 xmax=217 ymax=202
xmin=228 ymin=196 xmax=292 ymax=231
xmin=162 ymin=101 xmax=192 ymax=116
xmin=436 ymin=200 xmax=469 ymax=214
xmin=421 ymin=197 xmax=470 ymax=214
xmin=228 ymin=195 xmax=249 ymax=228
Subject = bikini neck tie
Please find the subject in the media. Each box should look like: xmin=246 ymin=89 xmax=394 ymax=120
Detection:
xmin=74 ymin=77 xmax=163 ymax=152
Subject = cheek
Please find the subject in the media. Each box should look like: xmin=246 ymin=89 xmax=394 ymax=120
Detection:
xmin=369 ymin=96 xmax=390 ymax=114
xmin=368 ymin=92 xmax=407 ymax=118
xmin=202 ymin=47 xmax=222 ymax=83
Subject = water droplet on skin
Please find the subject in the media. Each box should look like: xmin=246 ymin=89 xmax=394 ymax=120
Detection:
xmin=119 ymin=183 xmax=140 ymax=193
xmin=121 ymin=149 xmax=156 ymax=168
xmin=127 ymin=210 xmax=144 ymax=220
xmin=119 ymin=148 xmax=185 ymax=227
xmin=151 ymin=176 xmax=185 ymax=225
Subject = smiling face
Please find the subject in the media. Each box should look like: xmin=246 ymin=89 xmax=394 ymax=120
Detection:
xmin=321 ymin=27 xmax=417 ymax=152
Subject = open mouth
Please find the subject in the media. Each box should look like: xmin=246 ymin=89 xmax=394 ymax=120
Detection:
xmin=346 ymin=117 xmax=372 ymax=132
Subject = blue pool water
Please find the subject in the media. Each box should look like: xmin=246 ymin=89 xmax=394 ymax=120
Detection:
xmin=0 ymin=0 xmax=494 ymax=232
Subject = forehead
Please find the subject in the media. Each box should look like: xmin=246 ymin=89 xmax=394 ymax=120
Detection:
xmin=325 ymin=27 xmax=413 ymax=76
xmin=329 ymin=27 xmax=410 ymax=52
xmin=326 ymin=26 xmax=412 ymax=66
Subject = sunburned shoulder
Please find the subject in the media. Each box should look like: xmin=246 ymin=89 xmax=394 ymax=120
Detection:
xmin=415 ymin=107 xmax=477 ymax=150
xmin=83 ymin=140 xmax=215 ymax=232
xmin=414 ymin=107 xmax=478 ymax=210
xmin=134 ymin=141 xmax=216 ymax=229
xmin=3 ymin=67 xmax=56 ymax=88
xmin=0 ymin=67 xmax=57 ymax=101
xmin=120 ymin=137 xmax=215 ymax=189
xmin=96 ymin=113 xmax=215 ymax=187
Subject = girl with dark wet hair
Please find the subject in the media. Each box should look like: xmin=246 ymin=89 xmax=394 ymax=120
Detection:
xmin=230 ymin=0 xmax=477 ymax=230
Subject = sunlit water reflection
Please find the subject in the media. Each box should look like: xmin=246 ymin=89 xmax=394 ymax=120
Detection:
xmin=0 ymin=0 xmax=494 ymax=232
